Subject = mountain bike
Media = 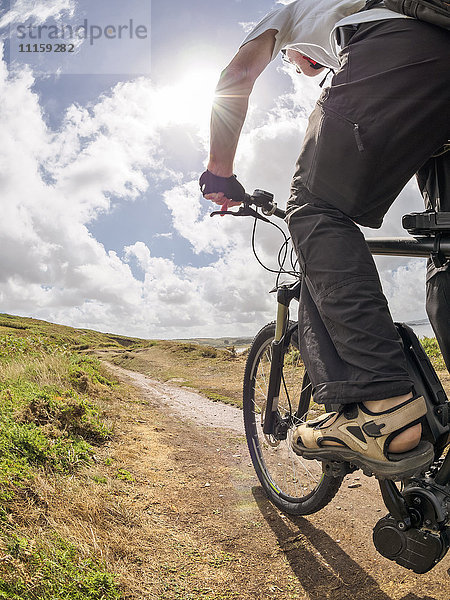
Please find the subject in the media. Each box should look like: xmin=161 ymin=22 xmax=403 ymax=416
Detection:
xmin=211 ymin=190 xmax=450 ymax=574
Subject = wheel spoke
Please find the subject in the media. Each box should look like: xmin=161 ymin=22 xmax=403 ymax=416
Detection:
xmin=243 ymin=322 xmax=343 ymax=513
xmin=250 ymin=336 xmax=324 ymax=497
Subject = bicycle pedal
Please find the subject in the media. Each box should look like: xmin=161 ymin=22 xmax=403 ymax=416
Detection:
xmin=360 ymin=464 xmax=376 ymax=478
xmin=323 ymin=460 xmax=356 ymax=477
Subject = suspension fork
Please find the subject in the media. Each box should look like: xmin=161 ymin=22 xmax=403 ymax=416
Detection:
xmin=262 ymin=282 xmax=300 ymax=436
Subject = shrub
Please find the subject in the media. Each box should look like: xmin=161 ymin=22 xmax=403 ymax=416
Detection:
xmin=421 ymin=336 xmax=446 ymax=371
xmin=69 ymin=355 xmax=115 ymax=392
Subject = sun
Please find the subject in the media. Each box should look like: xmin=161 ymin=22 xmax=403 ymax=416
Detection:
xmin=153 ymin=68 xmax=218 ymax=128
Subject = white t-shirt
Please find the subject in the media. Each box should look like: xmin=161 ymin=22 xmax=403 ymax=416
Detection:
xmin=241 ymin=0 xmax=408 ymax=69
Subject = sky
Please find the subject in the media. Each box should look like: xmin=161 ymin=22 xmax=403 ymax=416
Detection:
xmin=0 ymin=0 xmax=430 ymax=339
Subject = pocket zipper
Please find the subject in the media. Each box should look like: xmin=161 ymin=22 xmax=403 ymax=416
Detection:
xmin=319 ymin=103 xmax=365 ymax=152
xmin=353 ymin=123 xmax=364 ymax=152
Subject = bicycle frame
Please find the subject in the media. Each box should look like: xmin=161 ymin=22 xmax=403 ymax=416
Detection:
xmin=212 ymin=191 xmax=450 ymax=572
xmin=263 ymin=237 xmax=450 ymax=573
xmin=265 ymin=247 xmax=450 ymax=468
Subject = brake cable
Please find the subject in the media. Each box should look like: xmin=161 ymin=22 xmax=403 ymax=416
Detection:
xmin=210 ymin=202 xmax=302 ymax=283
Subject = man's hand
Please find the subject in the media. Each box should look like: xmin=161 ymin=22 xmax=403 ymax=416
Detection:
xmin=199 ymin=170 xmax=245 ymax=210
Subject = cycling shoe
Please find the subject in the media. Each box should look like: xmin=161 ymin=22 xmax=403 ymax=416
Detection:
xmin=292 ymin=396 xmax=434 ymax=480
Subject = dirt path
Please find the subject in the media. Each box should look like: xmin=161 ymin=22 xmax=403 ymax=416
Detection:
xmin=116 ymin=365 xmax=243 ymax=433
xmin=102 ymin=363 xmax=449 ymax=600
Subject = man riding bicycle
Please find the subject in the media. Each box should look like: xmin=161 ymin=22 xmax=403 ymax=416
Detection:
xmin=200 ymin=0 xmax=450 ymax=478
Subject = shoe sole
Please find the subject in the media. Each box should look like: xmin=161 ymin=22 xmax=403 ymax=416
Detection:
xmin=291 ymin=440 xmax=435 ymax=480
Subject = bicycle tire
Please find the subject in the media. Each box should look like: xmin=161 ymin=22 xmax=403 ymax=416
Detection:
xmin=243 ymin=321 xmax=343 ymax=515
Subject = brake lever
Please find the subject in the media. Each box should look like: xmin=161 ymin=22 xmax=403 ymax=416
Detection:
xmin=210 ymin=204 xmax=271 ymax=224
xmin=210 ymin=209 xmax=241 ymax=217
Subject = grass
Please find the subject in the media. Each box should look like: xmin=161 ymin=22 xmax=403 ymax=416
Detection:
xmin=0 ymin=313 xmax=447 ymax=600
xmin=421 ymin=336 xmax=447 ymax=371
xmin=0 ymin=324 xmax=123 ymax=599
xmin=0 ymin=534 xmax=121 ymax=600
xmin=0 ymin=313 xmax=154 ymax=352
xmin=200 ymin=391 xmax=236 ymax=405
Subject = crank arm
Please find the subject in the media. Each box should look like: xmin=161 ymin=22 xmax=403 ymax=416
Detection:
xmin=379 ymin=479 xmax=412 ymax=529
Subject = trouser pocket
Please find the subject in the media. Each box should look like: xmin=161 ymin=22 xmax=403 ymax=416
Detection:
xmin=296 ymin=101 xmax=374 ymax=219
xmin=293 ymin=19 xmax=450 ymax=228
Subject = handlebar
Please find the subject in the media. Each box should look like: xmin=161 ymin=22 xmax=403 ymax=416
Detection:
xmin=210 ymin=189 xmax=286 ymax=221
xmin=244 ymin=190 xmax=287 ymax=220
xmin=210 ymin=188 xmax=450 ymax=263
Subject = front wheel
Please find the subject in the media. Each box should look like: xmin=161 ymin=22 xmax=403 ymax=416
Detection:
xmin=243 ymin=322 xmax=343 ymax=515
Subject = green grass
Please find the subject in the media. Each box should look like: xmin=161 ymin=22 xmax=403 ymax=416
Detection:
xmin=0 ymin=313 xmax=154 ymax=351
xmin=0 ymin=533 xmax=121 ymax=600
xmin=115 ymin=469 xmax=135 ymax=482
xmin=421 ymin=336 xmax=447 ymax=371
xmin=0 ymin=326 xmax=123 ymax=598
xmin=200 ymin=390 xmax=237 ymax=406
xmin=0 ymin=351 xmax=113 ymax=495
xmin=0 ymin=355 xmax=113 ymax=488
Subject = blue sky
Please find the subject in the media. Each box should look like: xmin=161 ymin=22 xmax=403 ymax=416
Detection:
xmin=0 ymin=0 xmax=428 ymax=338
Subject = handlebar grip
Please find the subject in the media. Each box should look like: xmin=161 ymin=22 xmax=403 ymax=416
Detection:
xmin=272 ymin=206 xmax=286 ymax=220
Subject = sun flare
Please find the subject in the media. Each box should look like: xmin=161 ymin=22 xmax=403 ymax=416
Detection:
xmin=153 ymin=68 xmax=218 ymax=128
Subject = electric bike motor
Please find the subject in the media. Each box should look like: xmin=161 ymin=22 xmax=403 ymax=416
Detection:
xmin=373 ymin=516 xmax=449 ymax=573
xmin=373 ymin=480 xmax=450 ymax=574
xmin=372 ymin=320 xmax=450 ymax=573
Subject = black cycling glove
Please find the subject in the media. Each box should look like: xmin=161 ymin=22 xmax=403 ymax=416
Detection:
xmin=199 ymin=170 xmax=245 ymax=203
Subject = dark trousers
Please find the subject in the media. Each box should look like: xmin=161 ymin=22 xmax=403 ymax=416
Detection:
xmin=418 ymin=152 xmax=450 ymax=371
xmin=287 ymin=19 xmax=450 ymax=404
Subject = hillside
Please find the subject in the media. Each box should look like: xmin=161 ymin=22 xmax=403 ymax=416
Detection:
xmin=174 ymin=336 xmax=253 ymax=349
xmin=0 ymin=314 xmax=448 ymax=599
xmin=0 ymin=313 xmax=152 ymax=350
xmin=0 ymin=316 xmax=126 ymax=598
xmin=0 ymin=315 xmax=253 ymax=599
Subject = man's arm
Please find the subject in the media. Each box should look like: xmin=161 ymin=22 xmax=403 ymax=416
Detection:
xmin=207 ymin=29 xmax=277 ymax=180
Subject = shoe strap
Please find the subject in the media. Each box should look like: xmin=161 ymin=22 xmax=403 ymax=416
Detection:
xmin=361 ymin=396 xmax=426 ymax=439
xmin=307 ymin=412 xmax=337 ymax=428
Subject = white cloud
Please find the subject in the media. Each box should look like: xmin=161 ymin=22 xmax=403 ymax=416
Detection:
xmin=0 ymin=5 xmax=432 ymax=341
xmin=379 ymin=259 xmax=427 ymax=322
xmin=0 ymin=37 xmax=277 ymax=338
xmin=0 ymin=51 xmax=164 ymax=333
xmin=239 ymin=21 xmax=257 ymax=33
xmin=0 ymin=0 xmax=75 ymax=29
